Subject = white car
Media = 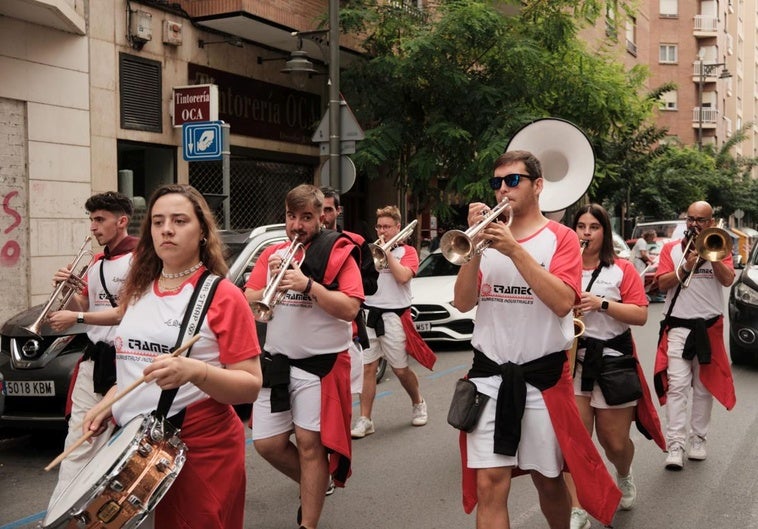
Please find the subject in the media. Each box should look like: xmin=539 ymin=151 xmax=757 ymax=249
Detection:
xmin=411 ymin=250 xmax=476 ymax=343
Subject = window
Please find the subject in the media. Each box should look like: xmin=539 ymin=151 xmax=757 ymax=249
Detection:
xmin=119 ymin=53 xmax=162 ymax=132
xmin=605 ymin=1 xmax=617 ymax=39
xmin=660 ymin=0 xmax=678 ymax=17
xmin=626 ymin=18 xmax=637 ymax=56
xmin=659 ymin=44 xmax=677 ymax=63
xmin=659 ymin=90 xmax=678 ymax=111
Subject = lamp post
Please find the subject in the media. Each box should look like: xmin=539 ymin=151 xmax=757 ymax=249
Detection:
xmin=697 ymin=60 xmax=731 ymax=150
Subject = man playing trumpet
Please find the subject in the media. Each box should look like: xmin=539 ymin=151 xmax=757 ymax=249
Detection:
xmin=245 ymin=184 xmax=364 ymax=529
xmin=452 ymin=150 xmax=620 ymax=528
xmin=653 ymin=200 xmax=736 ymax=471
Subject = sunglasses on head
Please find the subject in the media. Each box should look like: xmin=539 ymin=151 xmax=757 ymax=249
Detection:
xmin=489 ymin=173 xmax=537 ymax=190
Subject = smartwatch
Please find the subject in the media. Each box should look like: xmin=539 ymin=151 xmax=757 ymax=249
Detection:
xmin=600 ymin=299 xmax=609 ymax=312
xmin=77 ymin=312 xmax=85 ymax=324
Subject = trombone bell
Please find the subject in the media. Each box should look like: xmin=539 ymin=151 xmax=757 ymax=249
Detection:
xmin=695 ymin=227 xmax=732 ymax=262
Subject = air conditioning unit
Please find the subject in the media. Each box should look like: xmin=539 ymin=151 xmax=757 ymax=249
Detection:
xmin=129 ymin=9 xmax=153 ymax=43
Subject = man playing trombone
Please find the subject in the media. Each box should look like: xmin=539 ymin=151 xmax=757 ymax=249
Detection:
xmin=452 ymin=150 xmax=620 ymax=529
xmin=45 ymin=191 xmax=138 ymax=511
xmin=245 ymin=184 xmax=364 ymax=529
xmin=653 ymin=201 xmax=736 ymax=471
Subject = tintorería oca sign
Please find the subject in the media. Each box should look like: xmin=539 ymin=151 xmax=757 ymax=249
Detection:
xmin=172 ymin=84 xmax=219 ymax=127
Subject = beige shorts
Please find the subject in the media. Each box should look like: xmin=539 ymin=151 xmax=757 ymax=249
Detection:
xmin=466 ymin=398 xmax=564 ymax=478
xmin=362 ymin=312 xmax=409 ymax=368
xmin=251 ymin=367 xmax=322 ymax=440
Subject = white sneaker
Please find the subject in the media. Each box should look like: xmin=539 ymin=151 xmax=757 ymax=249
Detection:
xmin=570 ymin=507 xmax=590 ymax=529
xmin=617 ymin=469 xmax=636 ymax=510
xmin=350 ymin=416 xmax=375 ymax=438
xmin=665 ymin=445 xmax=684 ymax=470
xmin=688 ymin=435 xmax=707 ymax=461
xmin=411 ymin=399 xmax=428 ymax=426
xmin=325 ymin=476 xmax=336 ymax=496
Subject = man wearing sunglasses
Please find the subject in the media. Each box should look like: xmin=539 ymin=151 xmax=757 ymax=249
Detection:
xmin=452 ymin=150 xmax=620 ymax=528
xmin=653 ymin=201 xmax=736 ymax=471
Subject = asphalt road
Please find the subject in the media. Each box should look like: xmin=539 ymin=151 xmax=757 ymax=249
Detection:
xmin=2 ymin=302 xmax=758 ymax=529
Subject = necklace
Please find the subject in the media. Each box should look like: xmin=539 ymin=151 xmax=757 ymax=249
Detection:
xmin=158 ymin=277 xmax=184 ymax=292
xmin=161 ymin=262 xmax=202 ymax=279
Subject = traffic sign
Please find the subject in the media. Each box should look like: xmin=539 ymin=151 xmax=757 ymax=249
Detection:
xmin=312 ymin=100 xmax=365 ymax=144
xmin=182 ymin=121 xmax=226 ymax=161
xmin=319 ymin=156 xmax=357 ymax=193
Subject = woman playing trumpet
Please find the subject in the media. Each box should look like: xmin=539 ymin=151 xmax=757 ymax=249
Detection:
xmin=566 ymin=204 xmax=665 ymax=529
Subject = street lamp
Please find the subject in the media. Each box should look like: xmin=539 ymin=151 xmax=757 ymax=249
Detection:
xmin=696 ymin=60 xmax=731 ymax=150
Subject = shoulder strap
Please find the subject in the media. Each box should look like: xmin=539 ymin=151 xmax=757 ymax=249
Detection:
xmin=98 ymin=257 xmax=118 ymax=308
xmin=155 ymin=270 xmax=222 ymax=421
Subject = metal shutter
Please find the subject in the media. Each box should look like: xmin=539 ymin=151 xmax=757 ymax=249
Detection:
xmin=119 ymin=53 xmax=162 ymax=132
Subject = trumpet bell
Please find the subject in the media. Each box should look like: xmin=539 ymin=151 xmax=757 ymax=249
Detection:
xmin=506 ymin=118 xmax=595 ymax=213
xmin=696 ymin=227 xmax=733 ymax=262
xmin=439 ymin=230 xmax=475 ymax=265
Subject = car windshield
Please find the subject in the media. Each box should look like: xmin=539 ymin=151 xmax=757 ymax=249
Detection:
xmin=632 ymin=221 xmax=686 ymax=240
xmin=416 ymin=252 xmax=460 ymax=278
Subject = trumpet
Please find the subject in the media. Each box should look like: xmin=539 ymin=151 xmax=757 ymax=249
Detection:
xmin=568 ymin=239 xmax=590 ymax=374
xmin=440 ymin=198 xmax=513 ymax=265
xmin=24 ymin=236 xmax=94 ymax=337
xmin=676 ymin=222 xmax=732 ymax=288
xmin=369 ymin=219 xmax=418 ymax=271
xmin=250 ymin=236 xmax=306 ymax=322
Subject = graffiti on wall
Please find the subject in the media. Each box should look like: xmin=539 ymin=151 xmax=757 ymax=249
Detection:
xmin=1 ymin=190 xmax=22 ymax=267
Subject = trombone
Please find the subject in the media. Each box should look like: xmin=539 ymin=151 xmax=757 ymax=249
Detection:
xmin=676 ymin=222 xmax=732 ymax=288
xmin=250 ymin=236 xmax=306 ymax=322
xmin=439 ymin=198 xmax=513 ymax=265
xmin=369 ymin=219 xmax=418 ymax=271
xmin=24 ymin=236 xmax=94 ymax=337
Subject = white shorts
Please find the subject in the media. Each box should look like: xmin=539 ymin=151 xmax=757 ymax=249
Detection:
xmin=251 ymin=367 xmax=322 ymax=440
xmin=349 ymin=340 xmax=363 ymax=394
xmin=466 ymin=398 xmax=564 ymax=478
xmin=363 ymin=312 xmax=409 ymax=368
xmin=573 ymin=358 xmax=638 ymax=410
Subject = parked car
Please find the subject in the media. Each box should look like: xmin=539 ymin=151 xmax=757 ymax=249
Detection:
xmin=612 ymin=232 xmax=631 ymax=260
xmin=0 ymin=224 xmax=384 ymax=430
xmin=728 ymin=242 xmax=758 ymax=365
xmin=411 ymin=250 xmax=476 ymax=343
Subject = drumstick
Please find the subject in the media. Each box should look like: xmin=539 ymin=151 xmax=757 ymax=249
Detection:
xmin=44 ymin=334 xmax=201 ymax=471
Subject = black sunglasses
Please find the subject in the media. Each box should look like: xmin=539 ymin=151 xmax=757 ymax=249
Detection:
xmin=489 ymin=173 xmax=537 ymax=190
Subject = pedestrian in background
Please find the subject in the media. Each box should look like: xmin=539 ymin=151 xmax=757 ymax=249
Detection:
xmin=631 ymin=229 xmax=656 ymax=274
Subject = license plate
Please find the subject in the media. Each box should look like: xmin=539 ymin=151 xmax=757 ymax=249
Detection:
xmin=414 ymin=322 xmax=431 ymax=332
xmin=5 ymin=380 xmax=55 ymax=397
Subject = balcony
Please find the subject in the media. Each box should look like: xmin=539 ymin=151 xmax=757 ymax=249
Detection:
xmin=692 ymin=107 xmax=719 ymax=128
xmin=693 ymin=15 xmax=718 ymax=37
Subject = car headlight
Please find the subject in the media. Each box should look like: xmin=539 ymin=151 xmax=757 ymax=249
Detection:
xmin=734 ymin=282 xmax=758 ymax=305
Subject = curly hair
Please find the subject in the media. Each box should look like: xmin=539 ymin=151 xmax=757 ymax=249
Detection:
xmin=85 ymin=191 xmax=133 ymax=217
xmin=376 ymin=205 xmax=401 ymax=224
xmin=572 ymin=203 xmax=615 ymax=267
xmin=120 ymin=185 xmax=227 ymax=306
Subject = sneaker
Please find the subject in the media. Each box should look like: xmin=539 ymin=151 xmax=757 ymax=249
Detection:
xmin=665 ymin=445 xmax=684 ymax=470
xmin=616 ymin=469 xmax=636 ymax=510
xmin=688 ymin=435 xmax=707 ymax=461
xmin=570 ymin=507 xmax=590 ymax=529
xmin=411 ymin=399 xmax=428 ymax=426
xmin=325 ymin=476 xmax=336 ymax=496
xmin=350 ymin=416 xmax=375 ymax=438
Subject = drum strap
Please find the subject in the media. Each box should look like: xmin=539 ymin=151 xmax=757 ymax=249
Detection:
xmin=156 ymin=270 xmax=222 ymax=427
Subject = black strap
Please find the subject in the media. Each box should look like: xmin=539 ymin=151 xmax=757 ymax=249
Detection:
xmin=98 ymin=257 xmax=118 ymax=308
xmin=585 ymin=265 xmax=602 ymax=293
xmin=155 ymin=271 xmax=222 ymax=422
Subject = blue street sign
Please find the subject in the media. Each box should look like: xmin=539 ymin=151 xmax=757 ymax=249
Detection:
xmin=183 ymin=121 xmax=224 ymax=161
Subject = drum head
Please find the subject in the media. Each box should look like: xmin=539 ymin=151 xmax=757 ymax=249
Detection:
xmin=43 ymin=415 xmax=146 ymax=527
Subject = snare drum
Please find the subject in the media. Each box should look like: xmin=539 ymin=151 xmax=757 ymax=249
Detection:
xmin=43 ymin=414 xmax=187 ymax=529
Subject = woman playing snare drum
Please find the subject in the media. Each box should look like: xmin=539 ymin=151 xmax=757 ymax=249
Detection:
xmin=84 ymin=184 xmax=262 ymax=529
xmin=566 ymin=204 xmax=664 ymax=529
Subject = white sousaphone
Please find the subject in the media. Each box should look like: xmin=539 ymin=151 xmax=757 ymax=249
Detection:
xmin=505 ymin=117 xmax=595 ymax=213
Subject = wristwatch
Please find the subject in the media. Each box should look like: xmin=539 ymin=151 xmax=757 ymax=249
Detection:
xmin=77 ymin=312 xmax=85 ymax=324
xmin=600 ymin=299 xmax=610 ymax=312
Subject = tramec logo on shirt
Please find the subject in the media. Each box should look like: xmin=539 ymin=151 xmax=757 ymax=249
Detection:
xmin=480 ymin=282 xmax=534 ymax=305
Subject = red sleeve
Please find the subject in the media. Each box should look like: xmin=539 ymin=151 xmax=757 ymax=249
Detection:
xmin=333 ymin=251 xmax=365 ymax=301
xmin=547 ymin=222 xmax=582 ymax=302
xmin=399 ymin=245 xmax=419 ymax=274
xmin=654 ymin=240 xmax=678 ymax=279
xmin=207 ymin=278 xmax=261 ymax=365
xmin=244 ymin=243 xmax=286 ymax=291
xmin=618 ymin=258 xmax=649 ymax=306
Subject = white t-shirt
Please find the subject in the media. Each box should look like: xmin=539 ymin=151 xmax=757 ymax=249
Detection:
xmin=655 ymin=238 xmax=733 ymax=319
xmin=82 ymin=252 xmax=133 ymax=345
xmin=365 ymin=244 xmax=419 ymax=309
xmin=631 ymin=238 xmax=649 ymax=273
xmin=577 ymin=258 xmax=648 ymax=360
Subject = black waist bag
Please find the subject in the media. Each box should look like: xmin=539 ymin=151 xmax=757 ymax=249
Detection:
xmin=447 ymin=378 xmax=490 ymax=432
xmin=597 ymin=355 xmax=642 ymax=406
xmin=90 ymin=341 xmax=117 ymax=396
